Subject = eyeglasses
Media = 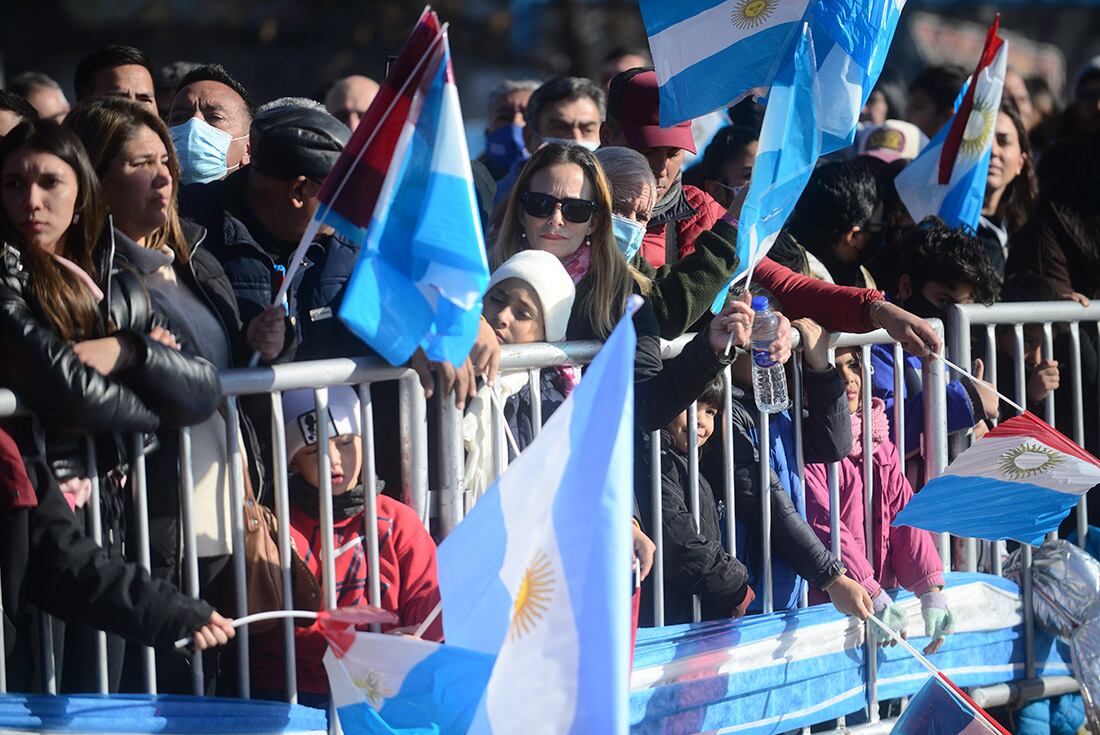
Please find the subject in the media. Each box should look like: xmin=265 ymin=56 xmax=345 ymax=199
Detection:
xmin=520 ymin=191 xmax=597 ymax=223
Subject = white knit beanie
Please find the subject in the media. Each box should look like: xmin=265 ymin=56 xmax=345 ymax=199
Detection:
xmin=282 ymin=385 xmax=361 ymax=462
xmin=489 ymin=250 xmax=576 ymax=342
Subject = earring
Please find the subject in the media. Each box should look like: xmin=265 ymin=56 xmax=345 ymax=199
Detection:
xmin=520 ymin=231 xmax=527 ymax=240
xmin=72 ymin=212 xmax=80 ymax=224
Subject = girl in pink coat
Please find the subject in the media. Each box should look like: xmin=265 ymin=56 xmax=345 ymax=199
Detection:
xmin=798 ymin=324 xmax=955 ymax=655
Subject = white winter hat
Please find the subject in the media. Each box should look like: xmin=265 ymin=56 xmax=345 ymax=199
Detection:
xmin=282 ymin=385 xmax=361 ymax=462
xmin=488 ymin=250 xmax=576 ymax=342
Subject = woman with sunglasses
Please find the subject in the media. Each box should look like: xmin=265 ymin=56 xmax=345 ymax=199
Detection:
xmin=493 ymin=143 xmax=764 ymax=434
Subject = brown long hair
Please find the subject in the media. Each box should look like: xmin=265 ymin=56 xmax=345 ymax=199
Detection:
xmin=994 ymin=97 xmax=1038 ymax=234
xmin=0 ymin=120 xmax=106 ymax=341
xmin=493 ymin=143 xmax=647 ymax=338
xmin=64 ymin=97 xmax=190 ymax=263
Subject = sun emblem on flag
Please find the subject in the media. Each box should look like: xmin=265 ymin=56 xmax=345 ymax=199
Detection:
xmin=509 ymin=551 xmax=555 ymax=641
xmin=998 ymin=442 xmax=1064 ymax=480
xmin=351 ymin=669 xmax=394 ymax=709
xmin=731 ymin=0 xmax=777 ymax=30
xmin=959 ymin=95 xmax=996 ymax=158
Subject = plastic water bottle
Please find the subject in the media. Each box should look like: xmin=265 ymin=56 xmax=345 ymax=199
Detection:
xmin=750 ymin=296 xmax=789 ymax=414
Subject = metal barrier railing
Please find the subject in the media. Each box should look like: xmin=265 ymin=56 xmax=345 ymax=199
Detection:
xmin=1 ymin=305 xmax=1089 ymax=729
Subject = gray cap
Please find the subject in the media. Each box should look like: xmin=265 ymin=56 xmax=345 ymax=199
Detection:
xmin=249 ymin=104 xmax=350 ymax=181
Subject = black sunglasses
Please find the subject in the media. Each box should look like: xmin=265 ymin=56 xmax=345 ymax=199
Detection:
xmin=520 ymin=191 xmax=597 ymax=223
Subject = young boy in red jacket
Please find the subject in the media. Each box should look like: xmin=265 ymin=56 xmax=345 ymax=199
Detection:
xmin=252 ymin=386 xmax=441 ymax=704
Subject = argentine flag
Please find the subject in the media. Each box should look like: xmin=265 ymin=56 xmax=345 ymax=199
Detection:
xmin=894 ymin=412 xmax=1100 ymax=546
xmin=641 ymin=0 xmax=905 ymax=152
xmin=323 ymin=633 xmax=495 ymax=735
xmin=895 ymin=19 xmax=1007 ymax=231
xmin=437 ymin=299 xmax=638 ymax=733
xmin=710 ymin=22 xmax=821 ymax=313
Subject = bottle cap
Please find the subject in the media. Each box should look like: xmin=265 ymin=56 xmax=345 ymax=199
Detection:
xmin=751 ymin=296 xmax=769 ymax=311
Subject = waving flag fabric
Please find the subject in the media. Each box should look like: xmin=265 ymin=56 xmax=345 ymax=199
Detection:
xmin=895 ymin=18 xmax=1007 ymax=231
xmin=436 ymin=299 xmax=637 ymax=734
xmin=323 ymin=632 xmax=494 ymax=735
xmin=894 ymin=412 xmax=1100 ymax=545
xmin=891 ymin=676 xmax=1007 ymax=734
xmin=277 ymin=8 xmax=489 ymax=367
xmin=709 ymin=22 xmax=821 ymax=313
xmin=640 ymin=0 xmax=905 ymax=148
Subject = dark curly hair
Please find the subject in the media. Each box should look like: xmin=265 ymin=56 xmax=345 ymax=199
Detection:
xmin=787 ymin=158 xmax=879 ymax=257
xmin=897 ymin=217 xmax=1000 ymax=304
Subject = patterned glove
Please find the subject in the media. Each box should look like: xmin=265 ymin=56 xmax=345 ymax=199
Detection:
xmin=871 ymin=589 xmax=908 ymax=645
xmin=921 ymin=590 xmax=955 ymax=644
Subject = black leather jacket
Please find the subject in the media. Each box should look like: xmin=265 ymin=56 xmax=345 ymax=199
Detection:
xmin=0 ymin=234 xmax=222 ymax=482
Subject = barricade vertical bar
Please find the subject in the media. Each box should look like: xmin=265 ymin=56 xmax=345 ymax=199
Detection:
xmin=892 ymin=343 xmax=905 ymax=479
xmin=438 ymin=390 xmax=465 ymax=538
xmin=225 ymin=397 xmax=251 ymax=697
xmin=490 ymin=395 xmax=508 ymax=491
xmin=313 ymin=388 xmax=339 ymax=610
xmin=721 ymin=368 xmax=736 ymax=555
xmin=528 ymin=368 xmax=542 ymax=438
xmin=129 ymin=433 xmax=157 ymax=694
xmin=1041 ymin=323 xmax=1056 ymax=426
xmin=398 ymin=376 xmax=430 ymax=528
xmin=359 ymin=384 xmax=383 ymax=633
xmin=860 ymin=346 xmax=878 ymax=722
xmin=177 ymin=427 xmax=204 ymax=695
xmin=759 ymin=409 xmax=773 ymax=614
xmin=0 ymin=566 xmax=5 ymax=691
xmin=268 ymin=393 xmax=298 ymax=703
xmin=791 ymin=354 xmax=809 ymax=609
xmin=84 ymin=438 xmax=108 ymax=693
xmin=650 ymin=429 xmax=665 ymax=626
xmin=688 ymin=402 xmax=702 ymax=623
xmin=1069 ymin=324 xmax=1087 ymax=547
xmin=922 ymin=335 xmax=950 ymax=565
xmin=40 ymin=614 xmax=55 ymax=693
xmin=983 ymin=325 xmax=1004 ymax=575
xmin=827 ymin=348 xmax=842 ymax=562
xmin=1009 ymin=327 xmax=1037 ymax=678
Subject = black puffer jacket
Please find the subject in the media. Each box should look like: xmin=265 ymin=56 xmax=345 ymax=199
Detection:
xmin=0 ymin=236 xmax=222 ymax=482
xmin=636 ymin=432 xmax=751 ymax=626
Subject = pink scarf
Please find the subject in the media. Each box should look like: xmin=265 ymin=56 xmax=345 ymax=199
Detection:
xmin=848 ymin=397 xmax=889 ymax=460
xmin=560 ymin=241 xmax=592 ymax=284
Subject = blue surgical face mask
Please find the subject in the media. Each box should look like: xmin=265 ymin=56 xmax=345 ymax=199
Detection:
xmin=485 ymin=123 xmax=528 ymax=174
xmin=611 ymin=213 xmax=646 ymax=262
xmin=169 ymin=117 xmax=247 ymax=185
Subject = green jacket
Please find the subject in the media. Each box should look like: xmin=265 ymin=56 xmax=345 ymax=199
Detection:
xmin=633 ymin=219 xmax=740 ymax=340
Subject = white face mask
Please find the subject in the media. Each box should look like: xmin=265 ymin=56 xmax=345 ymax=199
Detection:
xmin=540 ymin=137 xmax=601 ymax=152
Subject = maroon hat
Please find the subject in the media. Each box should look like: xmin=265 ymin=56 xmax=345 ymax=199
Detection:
xmin=608 ymin=68 xmax=696 ymax=154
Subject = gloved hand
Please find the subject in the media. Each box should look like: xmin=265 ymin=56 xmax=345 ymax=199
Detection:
xmin=871 ymin=589 xmax=908 ymax=646
xmin=920 ymin=589 xmax=954 ymax=654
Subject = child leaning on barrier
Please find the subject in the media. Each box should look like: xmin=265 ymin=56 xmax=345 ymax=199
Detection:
xmin=803 ymin=335 xmax=954 ymax=655
xmin=463 ymin=249 xmax=576 ymax=504
xmin=251 ymin=386 xmax=441 ymax=705
xmin=636 ymin=377 xmax=754 ymax=625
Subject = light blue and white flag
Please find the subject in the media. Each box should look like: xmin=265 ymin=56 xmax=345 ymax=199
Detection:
xmin=324 ymin=632 xmax=495 ymax=735
xmin=710 ymin=22 xmax=822 ymax=313
xmin=641 ymin=0 xmax=905 ymax=146
xmin=895 ymin=19 xmax=1007 ymax=231
xmin=335 ymin=25 xmax=490 ymax=366
xmin=437 ymin=298 xmax=638 ymax=734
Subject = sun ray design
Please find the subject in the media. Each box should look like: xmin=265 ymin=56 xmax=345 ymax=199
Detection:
xmin=351 ymin=669 xmax=395 ymax=710
xmin=509 ymin=551 xmax=555 ymax=641
xmin=730 ymin=0 xmax=777 ymax=30
xmin=959 ymin=95 xmax=996 ymax=158
xmin=997 ymin=442 xmax=1064 ymax=481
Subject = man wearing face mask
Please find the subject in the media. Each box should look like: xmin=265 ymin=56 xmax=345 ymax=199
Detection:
xmin=168 ymin=64 xmax=253 ymax=185
xmin=492 ymin=76 xmax=605 ymax=205
xmin=785 ymin=159 xmax=883 ymax=289
xmin=477 ymin=79 xmax=538 ymax=181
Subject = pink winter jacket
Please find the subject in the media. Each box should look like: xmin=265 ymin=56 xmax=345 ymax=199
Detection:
xmin=805 ymin=397 xmax=944 ymax=602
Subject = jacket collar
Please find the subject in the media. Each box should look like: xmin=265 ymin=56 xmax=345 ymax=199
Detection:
xmin=648 ymin=175 xmax=695 ymax=227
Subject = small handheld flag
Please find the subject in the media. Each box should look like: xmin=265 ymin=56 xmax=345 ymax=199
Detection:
xmin=893 ymin=411 xmax=1100 ymax=546
xmin=895 ymin=17 xmax=1008 ymax=231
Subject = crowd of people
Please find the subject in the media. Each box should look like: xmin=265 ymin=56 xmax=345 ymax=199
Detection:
xmin=0 ymin=38 xmax=1098 ymax=716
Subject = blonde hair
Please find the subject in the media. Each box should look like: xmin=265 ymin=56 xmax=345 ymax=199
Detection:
xmin=492 ymin=143 xmax=648 ymax=338
xmin=64 ymin=97 xmax=190 ymax=263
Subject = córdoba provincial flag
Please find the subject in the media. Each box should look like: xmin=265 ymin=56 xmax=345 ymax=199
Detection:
xmin=895 ymin=17 xmax=1007 ymax=231
xmin=436 ymin=298 xmax=638 ymax=734
xmin=893 ymin=412 xmax=1100 ymax=546
xmin=891 ymin=676 xmax=1009 ymax=734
